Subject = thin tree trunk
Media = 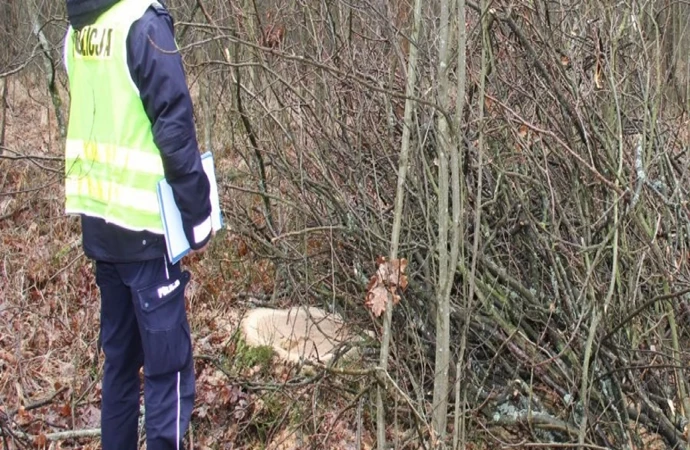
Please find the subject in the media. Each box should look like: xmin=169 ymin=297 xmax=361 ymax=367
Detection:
xmin=458 ymin=4 xmax=488 ymax=447
xmin=28 ymin=0 xmax=65 ymax=137
xmin=452 ymin=0 xmax=468 ymax=446
xmin=200 ymin=73 xmax=213 ymax=153
xmin=0 ymin=76 xmax=6 ymax=153
xmin=432 ymin=0 xmax=455 ymax=443
xmin=193 ymin=38 xmax=213 ymax=154
xmin=670 ymin=0 xmax=690 ymax=107
xmin=376 ymin=0 xmax=423 ymax=447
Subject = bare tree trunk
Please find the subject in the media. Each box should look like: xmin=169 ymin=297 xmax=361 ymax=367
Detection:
xmin=0 ymin=76 xmax=6 ymax=153
xmin=458 ymin=3 xmax=488 ymax=446
xmin=432 ymin=0 xmax=456 ymax=442
xmin=200 ymin=69 xmax=213 ymax=153
xmin=376 ymin=0 xmax=423 ymax=448
xmin=652 ymin=0 xmax=690 ymax=107
xmin=669 ymin=1 xmax=690 ymax=107
xmin=27 ymin=0 xmax=65 ymax=137
xmin=452 ymin=0 xmax=468 ymax=447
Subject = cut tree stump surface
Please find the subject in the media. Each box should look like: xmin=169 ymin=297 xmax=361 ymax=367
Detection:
xmin=240 ymin=306 xmax=355 ymax=364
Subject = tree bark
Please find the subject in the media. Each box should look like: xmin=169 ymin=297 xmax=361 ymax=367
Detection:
xmin=432 ymin=0 xmax=455 ymax=442
xmin=0 ymin=76 xmax=6 ymax=153
xmin=452 ymin=0 xmax=468 ymax=447
xmin=377 ymin=0 xmax=423 ymax=448
xmin=27 ymin=0 xmax=65 ymax=137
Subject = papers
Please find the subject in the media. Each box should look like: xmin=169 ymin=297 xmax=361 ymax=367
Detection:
xmin=157 ymin=151 xmax=223 ymax=264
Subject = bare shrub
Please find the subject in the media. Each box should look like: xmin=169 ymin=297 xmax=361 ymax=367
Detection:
xmin=5 ymin=0 xmax=690 ymax=448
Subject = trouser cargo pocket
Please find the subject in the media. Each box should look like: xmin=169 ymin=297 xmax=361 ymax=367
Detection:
xmin=135 ymin=271 xmax=192 ymax=377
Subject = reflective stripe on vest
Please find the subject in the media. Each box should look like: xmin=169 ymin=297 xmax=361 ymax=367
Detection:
xmin=64 ymin=0 xmax=165 ymax=234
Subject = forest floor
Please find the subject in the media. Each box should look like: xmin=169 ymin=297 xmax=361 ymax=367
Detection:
xmin=0 ymin=78 xmax=380 ymax=449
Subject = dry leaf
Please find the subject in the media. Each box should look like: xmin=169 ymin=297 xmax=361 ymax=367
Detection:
xmin=389 ymin=257 xmax=408 ymax=289
xmin=365 ymin=257 xmax=408 ymax=317
xmin=237 ymin=239 xmax=249 ymax=257
xmin=517 ymin=124 xmax=528 ymax=139
xmin=365 ymin=285 xmax=390 ymax=317
xmin=0 ymin=348 xmax=16 ymax=364
xmin=16 ymin=406 xmax=31 ymax=425
xmin=388 ymin=288 xmax=401 ymax=305
xmin=60 ymin=402 xmax=72 ymax=417
xmin=375 ymin=256 xmax=408 ymax=288
xmin=34 ymin=433 xmax=47 ymax=449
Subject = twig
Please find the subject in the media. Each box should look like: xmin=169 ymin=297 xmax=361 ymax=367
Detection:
xmin=374 ymin=0 xmax=423 ymax=446
xmin=0 ymin=147 xmax=63 ymax=174
xmin=0 ymin=175 xmax=61 ymax=197
xmin=175 ymin=31 xmax=453 ymax=124
xmin=484 ymin=93 xmax=623 ymax=195
xmin=466 ymin=2 xmax=589 ymax=146
xmin=8 ymin=387 xmax=68 ymax=417
xmin=195 ymin=0 xmax=275 ymax=235
xmin=0 ymin=147 xmax=63 ymax=161
xmin=310 ymin=363 xmax=428 ymax=434
xmin=271 ymin=225 xmax=346 ymax=242
xmin=0 ymin=44 xmax=41 ymax=78
xmin=504 ymin=443 xmax=610 ymax=450
xmin=601 ymin=287 xmax=690 ymax=343
xmin=321 ymin=386 xmax=371 ymax=447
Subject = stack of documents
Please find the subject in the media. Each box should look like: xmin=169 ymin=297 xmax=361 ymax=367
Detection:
xmin=157 ymin=151 xmax=223 ymax=264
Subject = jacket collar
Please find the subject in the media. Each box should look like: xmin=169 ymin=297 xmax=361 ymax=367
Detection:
xmin=66 ymin=0 xmax=120 ymax=29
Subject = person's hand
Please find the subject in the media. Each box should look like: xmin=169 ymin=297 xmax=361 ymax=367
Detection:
xmin=190 ymin=230 xmax=215 ymax=256
xmin=190 ymin=241 xmax=210 ymax=255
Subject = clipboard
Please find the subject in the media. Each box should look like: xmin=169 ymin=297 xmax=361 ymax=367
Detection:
xmin=157 ymin=151 xmax=223 ymax=264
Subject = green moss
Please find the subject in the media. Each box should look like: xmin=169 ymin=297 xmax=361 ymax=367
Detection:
xmin=232 ymin=334 xmax=275 ymax=375
xmin=253 ymin=392 xmax=284 ymax=437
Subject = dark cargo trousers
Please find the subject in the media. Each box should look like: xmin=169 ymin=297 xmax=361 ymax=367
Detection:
xmin=95 ymin=257 xmax=195 ymax=450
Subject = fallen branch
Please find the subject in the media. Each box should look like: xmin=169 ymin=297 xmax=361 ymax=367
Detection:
xmin=627 ymin=407 xmax=688 ymax=450
xmin=9 ymin=427 xmax=100 ymax=442
xmin=43 ymin=428 xmax=101 ymax=441
xmin=489 ymin=409 xmax=578 ymax=437
xmin=508 ymin=443 xmax=611 ymax=450
xmin=8 ymin=387 xmax=68 ymax=417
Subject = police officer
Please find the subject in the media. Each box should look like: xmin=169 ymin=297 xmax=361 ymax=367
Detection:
xmin=64 ymin=0 xmax=212 ymax=448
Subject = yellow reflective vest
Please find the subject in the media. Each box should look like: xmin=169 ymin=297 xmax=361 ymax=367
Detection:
xmin=64 ymin=0 xmax=165 ymax=234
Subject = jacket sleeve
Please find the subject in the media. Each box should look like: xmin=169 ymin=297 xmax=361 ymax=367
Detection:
xmin=126 ymin=6 xmax=212 ymax=250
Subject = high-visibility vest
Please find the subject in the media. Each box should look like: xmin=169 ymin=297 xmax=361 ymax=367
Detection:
xmin=64 ymin=0 xmax=165 ymax=234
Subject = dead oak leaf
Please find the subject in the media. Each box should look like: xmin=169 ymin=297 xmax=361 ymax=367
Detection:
xmin=365 ymin=257 xmax=408 ymax=317
xmin=375 ymin=256 xmax=408 ymax=289
xmin=365 ymin=285 xmax=390 ymax=317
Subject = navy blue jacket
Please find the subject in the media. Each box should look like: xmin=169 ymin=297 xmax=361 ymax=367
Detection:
xmin=67 ymin=3 xmax=212 ymax=263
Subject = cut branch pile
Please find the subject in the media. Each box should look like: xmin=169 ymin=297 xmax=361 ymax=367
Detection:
xmin=209 ymin=0 xmax=690 ymax=447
